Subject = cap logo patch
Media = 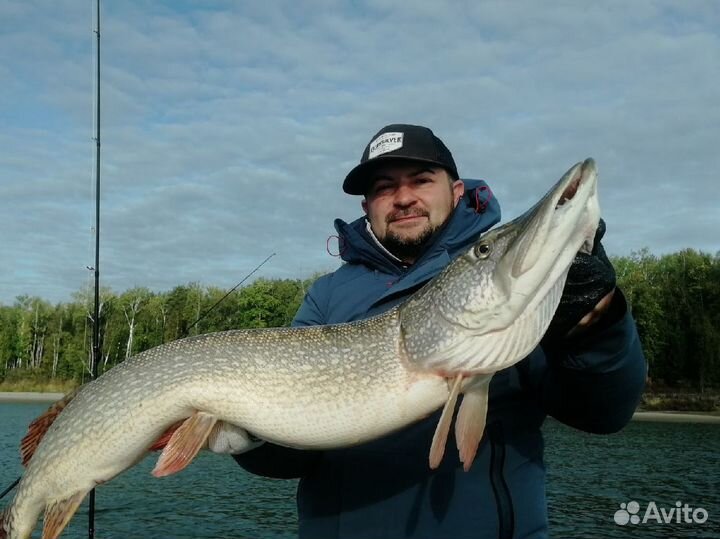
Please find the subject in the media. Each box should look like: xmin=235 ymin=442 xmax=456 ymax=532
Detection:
xmin=368 ymin=132 xmax=404 ymax=159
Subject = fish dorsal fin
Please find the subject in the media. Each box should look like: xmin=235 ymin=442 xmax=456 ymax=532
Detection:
xmin=152 ymin=411 xmax=217 ymax=477
xmin=428 ymin=374 xmax=463 ymax=469
xmin=21 ymin=388 xmax=81 ymax=466
xmin=455 ymin=374 xmax=492 ymax=471
xmin=42 ymin=490 xmax=87 ymax=539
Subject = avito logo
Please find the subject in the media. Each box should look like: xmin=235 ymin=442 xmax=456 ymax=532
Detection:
xmin=614 ymin=500 xmax=709 ymax=526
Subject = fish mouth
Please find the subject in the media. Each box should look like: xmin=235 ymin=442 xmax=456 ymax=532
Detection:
xmin=557 ymin=172 xmax=581 ymax=206
xmin=397 ymin=158 xmax=602 ymax=376
xmin=555 ymin=160 xmax=595 ymax=254
xmin=437 ymin=158 xmax=599 ymax=333
xmin=509 ymin=158 xmax=598 ymax=278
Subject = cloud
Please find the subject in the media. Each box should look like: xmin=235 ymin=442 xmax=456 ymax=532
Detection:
xmin=1 ymin=0 xmax=718 ymax=304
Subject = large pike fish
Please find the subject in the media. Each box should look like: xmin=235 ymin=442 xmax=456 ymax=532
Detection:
xmin=1 ymin=159 xmax=601 ymax=539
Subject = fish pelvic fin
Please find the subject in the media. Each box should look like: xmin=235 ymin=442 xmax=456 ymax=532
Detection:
xmin=429 ymin=374 xmax=464 ymax=469
xmin=455 ymin=375 xmax=492 ymax=471
xmin=152 ymin=412 xmax=217 ymax=478
xmin=21 ymin=388 xmax=81 ymax=466
xmin=42 ymin=490 xmax=87 ymax=539
xmin=147 ymin=420 xmax=185 ymax=452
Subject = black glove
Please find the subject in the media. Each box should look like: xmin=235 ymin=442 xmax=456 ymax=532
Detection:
xmin=542 ymin=218 xmax=617 ymax=345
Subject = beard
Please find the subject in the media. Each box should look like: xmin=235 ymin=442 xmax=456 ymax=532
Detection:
xmin=379 ymin=208 xmax=443 ymax=262
xmin=381 ymin=224 xmax=437 ymax=262
xmin=373 ymin=183 xmax=458 ymax=262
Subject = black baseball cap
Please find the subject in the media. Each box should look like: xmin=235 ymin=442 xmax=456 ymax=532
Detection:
xmin=342 ymin=124 xmax=459 ymax=195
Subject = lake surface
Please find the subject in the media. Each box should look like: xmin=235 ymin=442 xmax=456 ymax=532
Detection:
xmin=1 ymin=403 xmax=717 ymax=538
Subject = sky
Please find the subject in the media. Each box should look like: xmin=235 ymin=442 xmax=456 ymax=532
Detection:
xmin=1 ymin=0 xmax=718 ymax=305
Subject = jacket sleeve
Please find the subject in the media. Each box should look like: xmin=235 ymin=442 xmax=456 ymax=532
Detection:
xmin=232 ymin=279 xmax=330 ymax=478
xmin=534 ymin=289 xmax=647 ymax=433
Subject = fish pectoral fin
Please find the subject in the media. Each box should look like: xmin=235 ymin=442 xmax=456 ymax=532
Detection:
xmin=152 ymin=411 xmax=218 ymax=478
xmin=455 ymin=374 xmax=492 ymax=472
xmin=429 ymin=373 xmax=464 ymax=470
xmin=42 ymin=490 xmax=87 ymax=539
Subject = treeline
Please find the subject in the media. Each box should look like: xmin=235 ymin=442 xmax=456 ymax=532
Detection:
xmin=613 ymin=249 xmax=719 ymax=392
xmin=0 ymin=278 xmax=314 ymax=385
xmin=1 ymin=249 xmax=719 ymax=391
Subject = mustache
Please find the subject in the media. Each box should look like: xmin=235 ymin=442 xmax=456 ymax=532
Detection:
xmin=386 ymin=209 xmax=429 ymax=224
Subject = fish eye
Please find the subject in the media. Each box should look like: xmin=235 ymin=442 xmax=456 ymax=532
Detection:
xmin=474 ymin=242 xmax=492 ymax=259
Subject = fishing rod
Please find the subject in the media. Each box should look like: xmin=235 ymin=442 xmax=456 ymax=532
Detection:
xmin=0 ymin=477 xmax=20 ymax=501
xmin=88 ymin=0 xmax=101 ymax=535
xmin=0 ymin=0 xmax=103 ymax=522
xmin=0 ymin=0 xmax=102 ymax=509
xmin=0 ymin=1 xmax=276 ymax=517
xmin=184 ymin=253 xmax=276 ymax=337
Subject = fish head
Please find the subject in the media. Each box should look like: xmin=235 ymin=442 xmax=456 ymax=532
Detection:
xmin=457 ymin=158 xmax=599 ymax=326
xmin=400 ymin=159 xmax=601 ymax=373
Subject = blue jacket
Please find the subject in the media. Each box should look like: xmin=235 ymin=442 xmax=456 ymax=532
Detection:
xmin=235 ymin=180 xmax=647 ymax=539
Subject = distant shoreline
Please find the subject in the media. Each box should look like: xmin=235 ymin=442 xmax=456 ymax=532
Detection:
xmin=631 ymin=411 xmax=720 ymax=423
xmin=0 ymin=392 xmax=65 ymax=403
xmin=0 ymin=392 xmax=719 ymax=423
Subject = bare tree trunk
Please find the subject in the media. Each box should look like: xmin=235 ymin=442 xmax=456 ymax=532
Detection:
xmin=52 ymin=314 xmax=62 ymax=378
xmin=86 ymin=344 xmax=94 ymax=377
xmin=52 ymin=336 xmax=60 ymax=378
xmin=30 ymin=303 xmax=42 ymax=368
xmin=124 ymin=297 xmax=144 ymax=360
xmin=125 ymin=311 xmax=135 ymax=361
xmin=86 ymin=316 xmax=94 ymax=376
xmin=86 ymin=303 xmax=100 ymax=376
xmin=31 ymin=331 xmax=37 ymax=368
xmin=34 ymin=332 xmax=45 ymax=369
xmin=159 ymin=303 xmax=167 ymax=344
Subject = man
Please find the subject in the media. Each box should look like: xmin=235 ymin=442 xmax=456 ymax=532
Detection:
xmin=235 ymin=124 xmax=646 ymax=539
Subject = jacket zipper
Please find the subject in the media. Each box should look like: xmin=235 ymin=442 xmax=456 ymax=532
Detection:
xmin=489 ymin=422 xmax=515 ymax=539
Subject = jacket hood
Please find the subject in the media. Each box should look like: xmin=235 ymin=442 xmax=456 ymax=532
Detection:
xmin=333 ymin=179 xmax=501 ymax=274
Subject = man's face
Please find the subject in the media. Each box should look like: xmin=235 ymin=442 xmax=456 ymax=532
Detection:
xmin=361 ymin=162 xmax=465 ymax=263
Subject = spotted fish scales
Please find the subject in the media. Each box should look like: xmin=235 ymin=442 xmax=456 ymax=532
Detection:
xmin=1 ymin=158 xmax=601 ymax=539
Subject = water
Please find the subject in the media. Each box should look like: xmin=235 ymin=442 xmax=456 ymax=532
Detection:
xmin=1 ymin=403 xmax=717 ymax=538
xmin=0 ymin=403 xmax=298 ymax=539
xmin=543 ymin=419 xmax=718 ymax=538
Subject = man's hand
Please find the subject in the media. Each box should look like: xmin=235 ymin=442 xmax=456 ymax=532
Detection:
xmin=565 ymin=288 xmax=615 ymax=338
xmin=543 ymin=219 xmax=618 ymax=344
xmin=206 ymin=421 xmax=265 ymax=454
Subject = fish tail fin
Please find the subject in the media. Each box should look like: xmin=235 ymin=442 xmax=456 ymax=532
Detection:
xmin=455 ymin=375 xmax=492 ymax=471
xmin=21 ymin=388 xmax=82 ymax=466
xmin=152 ymin=411 xmax=217 ymax=477
xmin=42 ymin=490 xmax=87 ymax=539
xmin=429 ymin=374 xmax=464 ymax=469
